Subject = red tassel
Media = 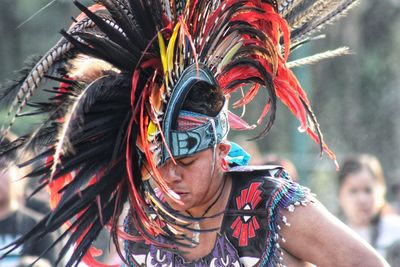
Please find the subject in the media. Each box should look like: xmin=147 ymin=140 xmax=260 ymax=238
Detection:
xmin=228 ymin=111 xmax=256 ymax=131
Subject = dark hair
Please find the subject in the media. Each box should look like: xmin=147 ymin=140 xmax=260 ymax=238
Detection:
xmin=338 ymin=154 xmax=385 ymax=188
xmin=0 ymin=135 xmax=16 ymax=169
xmin=182 ymin=81 xmax=225 ymax=117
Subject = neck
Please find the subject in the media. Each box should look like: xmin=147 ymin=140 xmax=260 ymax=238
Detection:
xmin=186 ymin=174 xmax=231 ymax=219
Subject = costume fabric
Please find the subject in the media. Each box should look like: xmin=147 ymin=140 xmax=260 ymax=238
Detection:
xmin=124 ymin=166 xmax=310 ymax=267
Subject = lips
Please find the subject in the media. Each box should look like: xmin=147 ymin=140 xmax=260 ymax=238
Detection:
xmin=169 ymin=187 xmax=187 ymax=194
xmin=173 ymin=191 xmax=189 ymax=198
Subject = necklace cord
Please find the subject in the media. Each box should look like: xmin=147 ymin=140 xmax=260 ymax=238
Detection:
xmin=187 ymin=174 xmax=228 ymax=218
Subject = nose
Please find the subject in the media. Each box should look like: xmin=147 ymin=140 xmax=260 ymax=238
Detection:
xmin=355 ymin=191 xmax=372 ymax=208
xmin=161 ymin=162 xmax=182 ymax=185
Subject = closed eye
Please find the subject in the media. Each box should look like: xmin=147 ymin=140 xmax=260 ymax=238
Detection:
xmin=178 ymin=158 xmax=195 ymax=166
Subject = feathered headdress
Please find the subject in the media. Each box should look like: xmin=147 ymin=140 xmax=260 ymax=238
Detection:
xmin=0 ymin=0 xmax=358 ymax=266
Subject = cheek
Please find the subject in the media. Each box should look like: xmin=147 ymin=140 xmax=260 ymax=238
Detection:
xmin=188 ymin=172 xmax=209 ymax=194
xmin=186 ymin=169 xmax=214 ymax=200
xmin=365 ymin=192 xmax=376 ymax=204
xmin=0 ymin=180 xmax=10 ymax=192
xmin=340 ymin=189 xmax=360 ymax=211
xmin=339 ymin=188 xmax=353 ymax=202
xmin=158 ymin=164 xmax=171 ymax=177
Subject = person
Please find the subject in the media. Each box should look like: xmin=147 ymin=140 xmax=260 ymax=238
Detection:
xmin=0 ymin=135 xmax=57 ymax=266
xmin=16 ymin=256 xmax=52 ymax=267
xmin=337 ymin=154 xmax=400 ymax=258
xmin=23 ymin=175 xmax=53 ymax=216
xmin=391 ymin=183 xmax=400 ymax=214
xmin=0 ymin=0 xmax=388 ymax=266
xmin=386 ymin=239 xmax=400 ymax=267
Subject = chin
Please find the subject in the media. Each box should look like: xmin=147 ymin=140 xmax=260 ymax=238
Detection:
xmin=166 ymin=201 xmax=190 ymax=212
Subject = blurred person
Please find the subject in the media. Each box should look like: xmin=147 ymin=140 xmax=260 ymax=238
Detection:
xmin=338 ymin=153 xmax=400 ymax=257
xmin=0 ymin=1 xmax=389 ymax=266
xmin=391 ymin=183 xmax=400 ymax=214
xmin=16 ymin=256 xmax=51 ymax=267
xmin=23 ymin=177 xmax=52 ymax=216
xmin=261 ymin=154 xmax=298 ymax=182
xmin=386 ymin=239 xmax=400 ymax=267
xmin=0 ymin=135 xmax=58 ymax=266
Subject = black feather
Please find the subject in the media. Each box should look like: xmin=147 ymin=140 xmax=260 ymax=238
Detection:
xmin=98 ymin=0 xmax=149 ymax=49
xmin=74 ymin=0 xmax=141 ymax=56
xmin=65 ymin=30 xmax=136 ymax=71
xmin=0 ymin=55 xmax=43 ymax=104
xmin=222 ymin=57 xmax=276 ymax=139
xmin=126 ymin=0 xmax=156 ymax=39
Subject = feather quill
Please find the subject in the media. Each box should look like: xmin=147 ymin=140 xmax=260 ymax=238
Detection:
xmin=287 ymin=47 xmax=352 ymax=68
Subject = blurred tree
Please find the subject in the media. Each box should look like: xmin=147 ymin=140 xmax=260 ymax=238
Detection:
xmin=0 ymin=0 xmax=78 ymax=133
xmin=233 ymin=0 xmax=400 ymax=208
xmin=313 ymin=0 xmax=400 ymax=192
xmin=0 ymin=1 xmax=21 ymax=78
xmin=1 ymin=0 xmax=399 ymax=208
xmin=0 ymin=1 xmax=81 ymax=83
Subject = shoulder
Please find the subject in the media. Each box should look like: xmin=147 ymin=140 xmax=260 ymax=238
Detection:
xmin=228 ymin=164 xmax=285 ymax=176
xmin=2 ymin=206 xmax=41 ymax=225
xmin=10 ymin=206 xmax=43 ymax=231
xmin=17 ymin=206 xmax=42 ymax=220
xmin=381 ymin=214 xmax=400 ymax=229
xmin=279 ymin=200 xmax=389 ymax=266
xmin=228 ymin=165 xmax=296 ymax=187
xmin=226 ymin=165 xmax=313 ymax=265
xmin=228 ymin=165 xmax=311 ymax=207
xmin=379 ymin=214 xmax=400 ymax=240
xmin=378 ymin=214 xmax=400 ymax=247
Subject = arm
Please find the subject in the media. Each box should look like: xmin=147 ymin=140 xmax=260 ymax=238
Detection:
xmin=279 ymin=198 xmax=389 ymax=267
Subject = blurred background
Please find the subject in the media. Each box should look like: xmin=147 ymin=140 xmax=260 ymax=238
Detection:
xmin=0 ymin=0 xmax=399 ymax=214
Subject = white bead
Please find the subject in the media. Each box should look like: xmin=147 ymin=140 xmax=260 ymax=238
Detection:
xmin=287 ymin=204 xmax=295 ymax=212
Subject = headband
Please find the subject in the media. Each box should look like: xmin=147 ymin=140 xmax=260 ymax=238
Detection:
xmin=160 ymin=63 xmax=229 ymax=164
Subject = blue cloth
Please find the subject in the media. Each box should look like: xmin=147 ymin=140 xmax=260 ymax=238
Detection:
xmin=227 ymin=142 xmax=251 ymax=166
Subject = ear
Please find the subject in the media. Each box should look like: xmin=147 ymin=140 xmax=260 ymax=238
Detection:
xmin=218 ymin=142 xmax=231 ymax=158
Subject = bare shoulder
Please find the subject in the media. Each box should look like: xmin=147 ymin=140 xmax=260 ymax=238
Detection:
xmin=278 ymin=198 xmax=389 ymax=267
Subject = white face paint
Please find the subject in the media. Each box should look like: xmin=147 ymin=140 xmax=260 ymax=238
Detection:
xmin=131 ymin=254 xmax=146 ymax=265
xmin=145 ymin=249 xmax=172 ymax=267
xmin=210 ymin=256 xmax=241 ymax=267
xmin=239 ymin=257 xmax=260 ymax=267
